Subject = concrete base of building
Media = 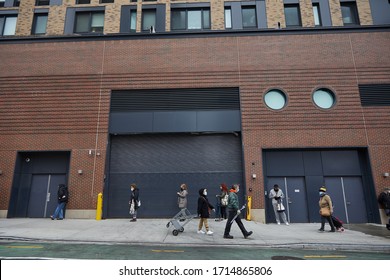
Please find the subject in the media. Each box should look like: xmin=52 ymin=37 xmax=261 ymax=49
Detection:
xmin=248 ymin=209 xmax=266 ymax=223
xmin=0 ymin=210 xmax=7 ymax=218
xmin=66 ymin=210 xmax=96 ymax=219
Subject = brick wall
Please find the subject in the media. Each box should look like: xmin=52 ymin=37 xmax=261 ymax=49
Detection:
xmin=0 ymin=29 xmax=389 ymax=214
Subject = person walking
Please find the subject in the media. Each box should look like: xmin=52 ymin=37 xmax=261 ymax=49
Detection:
xmin=177 ymin=183 xmax=188 ymax=210
xmin=268 ymin=184 xmax=289 ymax=225
xmin=223 ymin=184 xmax=253 ymax=239
xmin=50 ymin=184 xmax=69 ymax=220
xmin=197 ymin=188 xmax=214 ymax=235
xmin=318 ymin=186 xmax=335 ymax=232
xmin=216 ymin=183 xmax=228 ymax=221
xmin=378 ymin=187 xmax=390 ymax=230
xmin=129 ymin=183 xmax=140 ymax=222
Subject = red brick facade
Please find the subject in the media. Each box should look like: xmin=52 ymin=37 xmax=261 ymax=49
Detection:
xmin=0 ymin=28 xmax=389 ymax=219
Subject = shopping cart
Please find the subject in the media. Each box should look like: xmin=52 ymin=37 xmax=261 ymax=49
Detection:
xmin=166 ymin=208 xmax=197 ymax=236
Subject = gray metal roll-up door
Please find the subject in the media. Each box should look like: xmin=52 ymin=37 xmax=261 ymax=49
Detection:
xmin=106 ymin=133 xmax=243 ymax=218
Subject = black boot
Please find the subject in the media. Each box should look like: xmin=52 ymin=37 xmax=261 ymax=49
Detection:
xmin=244 ymin=231 xmax=253 ymax=239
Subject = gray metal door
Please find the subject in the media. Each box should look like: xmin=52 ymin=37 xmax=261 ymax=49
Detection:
xmin=107 ymin=134 xmax=244 ymax=218
xmin=265 ymin=177 xmax=309 ymax=223
xmin=324 ymin=176 xmax=367 ymax=223
xmin=27 ymin=174 xmax=66 ymax=218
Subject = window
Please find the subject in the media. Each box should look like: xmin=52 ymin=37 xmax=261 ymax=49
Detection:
xmin=313 ymin=88 xmax=336 ymax=109
xmin=35 ymin=0 xmax=50 ymax=5
xmin=341 ymin=2 xmax=360 ymax=25
xmin=225 ymin=8 xmax=232 ymax=29
xmin=130 ymin=10 xmax=137 ymax=32
xmin=264 ymin=89 xmax=287 ymax=110
xmin=242 ymin=6 xmax=256 ymax=28
xmin=100 ymin=0 xmax=114 ymax=3
xmin=313 ymin=3 xmax=322 ymax=26
xmin=32 ymin=13 xmax=48 ymax=35
xmin=142 ymin=9 xmax=156 ymax=31
xmin=171 ymin=8 xmax=210 ymax=31
xmin=74 ymin=11 xmax=104 ymax=33
xmin=0 ymin=0 xmax=5 ymax=7
xmin=0 ymin=15 xmax=17 ymax=36
xmin=76 ymin=0 xmax=91 ymax=4
xmin=284 ymin=4 xmax=301 ymax=27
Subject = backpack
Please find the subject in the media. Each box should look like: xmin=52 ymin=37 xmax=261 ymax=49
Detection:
xmin=221 ymin=194 xmax=228 ymax=206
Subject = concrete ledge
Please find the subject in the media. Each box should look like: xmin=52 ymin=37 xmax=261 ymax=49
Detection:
xmin=66 ymin=210 xmax=96 ymax=219
xmin=0 ymin=210 xmax=7 ymax=218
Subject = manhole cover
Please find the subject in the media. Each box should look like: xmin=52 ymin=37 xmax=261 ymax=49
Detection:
xmin=271 ymin=256 xmax=304 ymax=260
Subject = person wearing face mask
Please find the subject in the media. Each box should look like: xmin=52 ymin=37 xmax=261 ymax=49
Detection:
xmin=223 ymin=184 xmax=253 ymax=239
xmin=197 ymin=188 xmax=215 ymax=235
xmin=318 ymin=186 xmax=335 ymax=232
xmin=129 ymin=183 xmax=140 ymax=222
xmin=268 ymin=184 xmax=289 ymax=225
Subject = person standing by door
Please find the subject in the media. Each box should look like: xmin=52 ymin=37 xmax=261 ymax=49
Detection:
xmin=129 ymin=183 xmax=140 ymax=222
xmin=50 ymin=184 xmax=68 ymax=220
xmin=268 ymin=184 xmax=289 ymax=225
xmin=378 ymin=187 xmax=390 ymax=230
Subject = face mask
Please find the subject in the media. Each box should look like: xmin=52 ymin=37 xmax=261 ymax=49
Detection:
xmin=131 ymin=188 xmax=134 ymax=191
xmin=319 ymin=191 xmax=324 ymax=196
xmin=236 ymin=188 xmax=240 ymax=193
xmin=203 ymin=190 xmax=207 ymax=196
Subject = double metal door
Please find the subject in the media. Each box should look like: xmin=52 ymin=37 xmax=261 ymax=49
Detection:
xmin=27 ymin=174 xmax=66 ymax=218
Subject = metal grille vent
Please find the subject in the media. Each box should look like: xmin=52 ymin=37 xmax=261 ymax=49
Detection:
xmin=359 ymin=84 xmax=390 ymax=106
xmin=111 ymin=87 xmax=240 ymax=112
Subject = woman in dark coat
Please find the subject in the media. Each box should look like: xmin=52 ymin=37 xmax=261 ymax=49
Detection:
xmin=197 ymin=188 xmax=214 ymax=235
xmin=129 ymin=183 xmax=140 ymax=222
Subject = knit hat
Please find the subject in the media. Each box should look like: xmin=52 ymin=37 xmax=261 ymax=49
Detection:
xmin=319 ymin=186 xmax=326 ymax=192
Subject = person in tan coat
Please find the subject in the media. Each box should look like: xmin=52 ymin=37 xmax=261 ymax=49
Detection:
xmin=318 ymin=186 xmax=335 ymax=232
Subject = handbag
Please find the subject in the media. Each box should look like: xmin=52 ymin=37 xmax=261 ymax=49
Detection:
xmin=221 ymin=195 xmax=228 ymax=206
xmin=137 ymin=200 xmax=141 ymax=207
xmin=277 ymin=203 xmax=285 ymax=212
xmin=320 ymin=207 xmax=330 ymax=217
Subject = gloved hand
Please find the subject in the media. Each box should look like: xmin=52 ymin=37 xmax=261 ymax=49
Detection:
xmin=237 ymin=210 xmax=241 ymax=215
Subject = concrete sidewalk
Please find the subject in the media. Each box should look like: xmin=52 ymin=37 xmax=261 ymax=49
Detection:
xmin=0 ymin=218 xmax=389 ymax=252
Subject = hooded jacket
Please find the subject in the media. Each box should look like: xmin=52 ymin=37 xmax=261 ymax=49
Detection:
xmin=58 ymin=184 xmax=69 ymax=203
xmin=197 ymin=188 xmax=214 ymax=218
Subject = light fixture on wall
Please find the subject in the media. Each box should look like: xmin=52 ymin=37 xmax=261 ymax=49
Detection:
xmin=88 ymin=149 xmax=94 ymax=156
xmin=252 ymin=174 xmax=257 ymax=179
xmin=383 ymin=172 xmax=389 ymax=178
xmin=78 ymin=170 xmax=83 ymax=175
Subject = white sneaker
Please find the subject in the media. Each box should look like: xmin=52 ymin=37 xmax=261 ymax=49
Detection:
xmin=277 ymin=222 xmax=281 ymax=225
xmin=206 ymin=230 xmax=213 ymax=235
xmin=285 ymin=222 xmax=290 ymax=226
xmin=197 ymin=230 xmax=205 ymax=234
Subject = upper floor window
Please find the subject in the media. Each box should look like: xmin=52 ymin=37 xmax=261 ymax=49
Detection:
xmin=242 ymin=6 xmax=256 ymax=28
xmin=32 ymin=13 xmax=48 ymax=35
xmin=225 ymin=8 xmax=232 ymax=29
xmin=0 ymin=0 xmax=5 ymax=7
xmin=100 ymin=0 xmax=114 ymax=3
xmin=36 ymin=0 xmax=50 ymax=6
xmin=142 ymin=9 xmax=156 ymax=31
xmin=341 ymin=2 xmax=360 ymax=25
xmin=76 ymin=0 xmax=91 ymax=4
xmin=129 ymin=9 xmax=136 ymax=32
xmin=171 ymin=8 xmax=210 ymax=31
xmin=313 ymin=3 xmax=322 ymax=26
xmin=284 ymin=4 xmax=301 ymax=27
xmin=74 ymin=11 xmax=104 ymax=33
xmin=0 ymin=15 xmax=17 ymax=36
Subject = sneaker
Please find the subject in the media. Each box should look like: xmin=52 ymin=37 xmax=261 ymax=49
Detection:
xmin=130 ymin=218 xmax=137 ymax=222
xmin=329 ymin=229 xmax=336 ymax=232
xmin=50 ymin=216 xmax=54 ymax=220
xmin=57 ymin=218 xmax=63 ymax=220
xmin=197 ymin=230 xmax=205 ymax=234
xmin=206 ymin=230 xmax=213 ymax=235
xmin=244 ymin=231 xmax=253 ymax=239
xmin=277 ymin=222 xmax=281 ymax=225
xmin=285 ymin=222 xmax=289 ymax=226
xmin=223 ymin=235 xmax=233 ymax=239
xmin=318 ymin=228 xmax=324 ymax=232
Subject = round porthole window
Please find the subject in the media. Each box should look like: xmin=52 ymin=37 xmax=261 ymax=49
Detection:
xmin=264 ymin=89 xmax=287 ymax=110
xmin=313 ymin=88 xmax=336 ymax=109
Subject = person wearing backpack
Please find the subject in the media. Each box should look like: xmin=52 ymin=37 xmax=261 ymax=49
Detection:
xmin=216 ymin=183 xmax=228 ymax=221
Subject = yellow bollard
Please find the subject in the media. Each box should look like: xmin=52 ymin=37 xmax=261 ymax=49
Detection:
xmin=96 ymin=192 xmax=103 ymax=220
xmin=246 ymin=196 xmax=252 ymax=221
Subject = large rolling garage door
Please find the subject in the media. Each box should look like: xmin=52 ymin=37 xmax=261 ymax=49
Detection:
xmin=107 ymin=133 xmax=243 ymax=218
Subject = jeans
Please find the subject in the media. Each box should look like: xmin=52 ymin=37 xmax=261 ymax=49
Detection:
xmin=52 ymin=202 xmax=66 ymax=219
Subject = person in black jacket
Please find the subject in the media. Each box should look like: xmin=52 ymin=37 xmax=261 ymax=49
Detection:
xmin=378 ymin=187 xmax=390 ymax=230
xmin=129 ymin=183 xmax=140 ymax=222
xmin=50 ymin=184 xmax=69 ymax=220
xmin=197 ymin=188 xmax=215 ymax=235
